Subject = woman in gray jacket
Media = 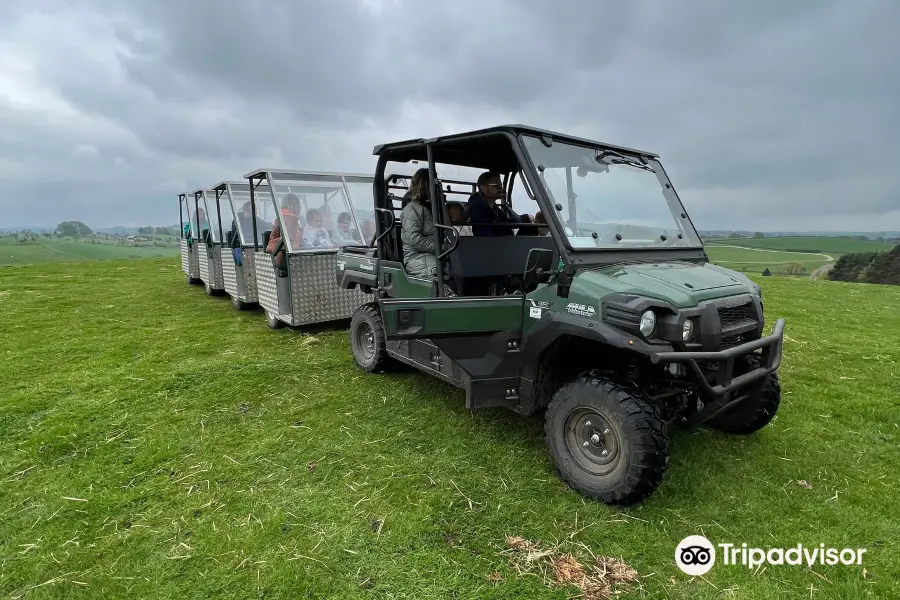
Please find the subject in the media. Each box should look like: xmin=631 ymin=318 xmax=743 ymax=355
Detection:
xmin=400 ymin=168 xmax=457 ymax=296
xmin=401 ymin=168 xmax=439 ymax=278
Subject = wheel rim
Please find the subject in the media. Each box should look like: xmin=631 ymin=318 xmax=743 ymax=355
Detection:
xmin=355 ymin=321 xmax=376 ymax=361
xmin=563 ymin=408 xmax=621 ymax=476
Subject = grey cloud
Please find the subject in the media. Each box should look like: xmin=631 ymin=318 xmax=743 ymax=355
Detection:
xmin=0 ymin=0 xmax=897 ymax=230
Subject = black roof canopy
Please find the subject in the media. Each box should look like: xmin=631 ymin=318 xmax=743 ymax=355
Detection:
xmin=372 ymin=124 xmax=659 ymax=172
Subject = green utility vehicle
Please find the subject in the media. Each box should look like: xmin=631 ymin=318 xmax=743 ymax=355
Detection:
xmin=335 ymin=125 xmax=785 ymax=505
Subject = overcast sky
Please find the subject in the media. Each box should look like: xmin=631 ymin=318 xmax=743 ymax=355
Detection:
xmin=1 ymin=0 xmax=897 ymax=231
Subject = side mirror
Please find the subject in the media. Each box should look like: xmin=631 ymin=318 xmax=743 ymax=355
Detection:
xmin=522 ymin=248 xmax=554 ymax=287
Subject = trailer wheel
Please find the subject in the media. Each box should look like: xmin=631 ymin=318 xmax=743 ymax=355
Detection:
xmin=349 ymin=303 xmax=389 ymax=373
xmin=266 ymin=311 xmax=285 ymax=329
xmin=706 ymin=355 xmax=781 ymax=434
xmin=545 ymin=373 xmax=669 ymax=506
xmin=232 ymin=295 xmax=249 ymax=311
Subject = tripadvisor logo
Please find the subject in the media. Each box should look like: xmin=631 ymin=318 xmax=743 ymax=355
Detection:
xmin=675 ymin=536 xmax=867 ymax=575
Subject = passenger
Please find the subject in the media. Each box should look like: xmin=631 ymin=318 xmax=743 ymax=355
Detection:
xmin=195 ymin=208 xmax=211 ymax=243
xmin=517 ymin=211 xmax=547 ymax=236
xmin=467 ymin=172 xmax=526 ymax=237
xmin=446 ymin=202 xmax=472 ymax=236
xmin=361 ymin=218 xmax=377 ymax=245
xmin=231 ymin=202 xmax=269 ymax=265
xmin=400 ymin=168 xmax=457 ymax=296
xmin=534 ymin=211 xmax=550 ymax=236
xmin=301 ymin=208 xmax=335 ymax=249
xmin=401 ymin=168 xmax=438 ymax=279
xmin=266 ymin=193 xmax=302 ymax=269
xmin=332 ymin=211 xmax=361 ymax=246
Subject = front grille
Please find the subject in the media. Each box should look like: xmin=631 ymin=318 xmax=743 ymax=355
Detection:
xmin=718 ymin=302 xmax=751 ymax=328
xmin=716 ymin=295 xmax=759 ymax=350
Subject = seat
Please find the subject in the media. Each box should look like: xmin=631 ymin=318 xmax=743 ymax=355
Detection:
xmin=446 ymin=236 xmax=557 ymax=295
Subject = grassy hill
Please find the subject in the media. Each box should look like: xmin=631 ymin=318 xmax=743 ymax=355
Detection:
xmin=0 ymin=258 xmax=898 ymax=599
xmin=705 ymin=236 xmax=897 ymax=256
xmin=705 ymin=245 xmax=833 ymax=274
xmin=0 ymin=236 xmax=180 ymax=265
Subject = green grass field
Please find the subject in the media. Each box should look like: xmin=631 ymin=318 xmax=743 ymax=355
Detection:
xmin=1 ymin=258 xmax=898 ymax=599
xmin=0 ymin=237 xmax=179 ymax=265
xmin=705 ymin=236 xmax=897 ymax=256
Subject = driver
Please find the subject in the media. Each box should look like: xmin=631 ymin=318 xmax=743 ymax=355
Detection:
xmin=467 ymin=172 xmax=528 ymax=236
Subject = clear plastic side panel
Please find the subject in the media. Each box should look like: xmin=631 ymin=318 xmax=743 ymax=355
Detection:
xmin=202 ymin=191 xmax=222 ymax=242
xmin=191 ymin=194 xmax=207 ymax=240
xmin=226 ymin=183 xmax=272 ymax=247
xmin=267 ymin=173 xmax=358 ymax=253
xmin=341 ymin=176 xmax=375 ymax=246
xmin=249 ymin=182 xmax=280 ymax=248
xmin=182 ymin=196 xmax=196 ymax=239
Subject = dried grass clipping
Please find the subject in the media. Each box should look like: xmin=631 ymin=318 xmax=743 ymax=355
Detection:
xmin=503 ymin=536 xmax=639 ymax=600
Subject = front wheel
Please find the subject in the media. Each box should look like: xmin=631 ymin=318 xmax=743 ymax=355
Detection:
xmin=349 ymin=303 xmax=389 ymax=372
xmin=706 ymin=355 xmax=781 ymax=434
xmin=266 ymin=311 xmax=285 ymax=329
xmin=545 ymin=374 xmax=669 ymax=506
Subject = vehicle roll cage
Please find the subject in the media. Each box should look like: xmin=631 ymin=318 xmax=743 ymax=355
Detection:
xmin=371 ymin=129 xmax=576 ymax=297
xmin=369 ymin=125 xmax=710 ymax=298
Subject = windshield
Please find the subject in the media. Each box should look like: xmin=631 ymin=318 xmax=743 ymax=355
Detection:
xmin=521 ymin=135 xmax=701 ymax=250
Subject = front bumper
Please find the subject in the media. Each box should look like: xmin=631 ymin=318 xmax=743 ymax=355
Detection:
xmin=649 ymin=318 xmax=785 ymax=398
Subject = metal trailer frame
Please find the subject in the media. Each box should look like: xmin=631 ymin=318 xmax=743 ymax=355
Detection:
xmin=179 ymin=192 xmax=201 ymax=284
xmin=243 ymin=168 xmax=374 ymax=329
xmin=192 ymin=188 xmax=226 ymax=296
xmin=212 ymin=180 xmax=272 ymax=310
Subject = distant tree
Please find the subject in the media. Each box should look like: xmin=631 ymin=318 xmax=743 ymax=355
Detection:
xmin=727 ymin=232 xmax=743 ymax=238
xmin=56 ymin=221 xmax=93 ymax=237
xmin=753 ymin=232 xmax=765 ymax=238
xmin=779 ymin=262 xmax=807 ymax=276
xmin=41 ymin=232 xmax=51 ymax=238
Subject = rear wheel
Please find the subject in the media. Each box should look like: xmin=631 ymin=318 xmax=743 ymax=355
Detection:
xmin=545 ymin=374 xmax=668 ymax=506
xmin=350 ymin=303 xmax=389 ymax=372
xmin=266 ymin=311 xmax=285 ymax=329
xmin=706 ymin=355 xmax=781 ymax=434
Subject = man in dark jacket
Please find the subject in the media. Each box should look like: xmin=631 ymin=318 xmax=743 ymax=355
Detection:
xmin=230 ymin=202 xmax=270 ymax=264
xmin=467 ymin=172 xmax=527 ymax=236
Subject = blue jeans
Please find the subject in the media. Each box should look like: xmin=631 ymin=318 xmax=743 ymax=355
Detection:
xmin=232 ymin=247 xmax=243 ymax=265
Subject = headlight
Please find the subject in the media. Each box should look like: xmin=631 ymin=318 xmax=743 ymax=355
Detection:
xmin=682 ymin=319 xmax=694 ymax=341
xmin=639 ymin=310 xmax=656 ymax=337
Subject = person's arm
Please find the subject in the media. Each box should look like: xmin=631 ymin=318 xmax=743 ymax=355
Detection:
xmin=402 ymin=204 xmax=436 ymax=253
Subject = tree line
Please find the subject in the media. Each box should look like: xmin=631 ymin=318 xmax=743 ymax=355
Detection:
xmin=828 ymin=245 xmax=900 ymax=286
